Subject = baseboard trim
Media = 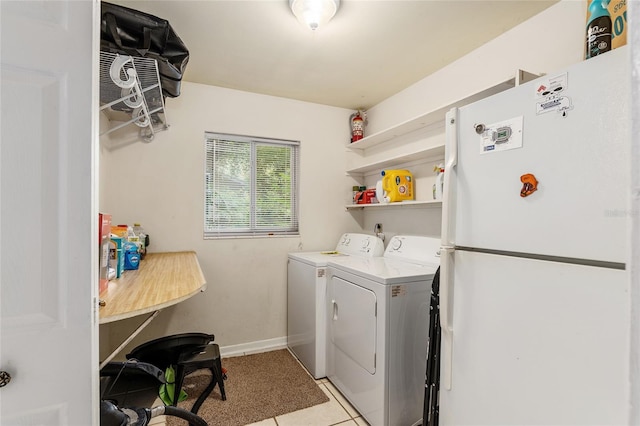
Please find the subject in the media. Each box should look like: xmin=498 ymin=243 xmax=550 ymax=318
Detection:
xmin=219 ymin=336 xmax=288 ymax=358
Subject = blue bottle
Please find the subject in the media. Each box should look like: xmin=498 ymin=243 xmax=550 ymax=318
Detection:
xmin=586 ymin=0 xmax=612 ymax=59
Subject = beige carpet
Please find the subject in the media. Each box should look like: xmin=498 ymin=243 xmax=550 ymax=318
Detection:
xmin=166 ymin=349 xmax=329 ymax=426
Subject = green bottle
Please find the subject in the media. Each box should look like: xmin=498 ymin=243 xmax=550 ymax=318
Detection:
xmin=586 ymin=0 xmax=612 ymax=59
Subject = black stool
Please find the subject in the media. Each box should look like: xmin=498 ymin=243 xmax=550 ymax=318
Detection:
xmin=126 ymin=333 xmax=227 ymax=415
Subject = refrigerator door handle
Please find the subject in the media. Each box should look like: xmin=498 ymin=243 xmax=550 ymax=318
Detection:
xmin=445 ymin=107 xmax=458 ymax=169
xmin=440 ymin=246 xmax=454 ymax=390
xmin=442 ymin=108 xmax=458 ymax=247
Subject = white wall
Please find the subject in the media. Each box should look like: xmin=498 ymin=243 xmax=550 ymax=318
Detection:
xmin=98 ymin=113 xmax=112 ymax=210
xmin=366 ymin=0 xmax=587 ymax=134
xmin=99 ymin=0 xmax=592 ymax=357
xmin=99 ymin=82 xmax=360 ymax=357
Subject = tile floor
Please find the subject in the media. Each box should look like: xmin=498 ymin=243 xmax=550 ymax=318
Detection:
xmin=150 ymin=350 xmax=369 ymax=426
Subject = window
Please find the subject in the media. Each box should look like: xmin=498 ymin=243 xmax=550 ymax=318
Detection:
xmin=204 ymin=132 xmax=300 ymax=238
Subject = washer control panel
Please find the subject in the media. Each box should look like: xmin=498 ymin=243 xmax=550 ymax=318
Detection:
xmin=335 ymin=233 xmax=384 ymax=257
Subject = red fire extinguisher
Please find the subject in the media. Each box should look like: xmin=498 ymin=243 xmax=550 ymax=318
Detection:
xmin=350 ymin=110 xmax=366 ymax=143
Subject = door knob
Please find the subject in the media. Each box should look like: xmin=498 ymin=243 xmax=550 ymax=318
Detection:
xmin=0 ymin=371 xmax=11 ymax=387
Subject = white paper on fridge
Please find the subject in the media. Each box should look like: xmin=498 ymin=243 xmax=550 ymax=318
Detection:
xmin=534 ymin=72 xmax=574 ymax=115
xmin=479 ymin=116 xmax=523 ymax=155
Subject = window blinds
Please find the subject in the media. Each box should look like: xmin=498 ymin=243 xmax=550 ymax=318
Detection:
xmin=204 ymin=133 xmax=299 ymax=237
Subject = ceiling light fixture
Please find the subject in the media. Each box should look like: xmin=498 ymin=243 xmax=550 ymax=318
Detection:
xmin=289 ymin=0 xmax=340 ymax=31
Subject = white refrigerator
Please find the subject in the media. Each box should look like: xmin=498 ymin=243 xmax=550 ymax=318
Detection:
xmin=439 ymin=46 xmax=630 ymax=425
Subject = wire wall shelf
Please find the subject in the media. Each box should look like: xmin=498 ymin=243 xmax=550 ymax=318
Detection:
xmin=99 ymin=51 xmax=168 ymax=142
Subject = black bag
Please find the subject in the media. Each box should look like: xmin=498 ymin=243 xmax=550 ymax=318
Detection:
xmin=100 ymin=2 xmax=189 ymax=98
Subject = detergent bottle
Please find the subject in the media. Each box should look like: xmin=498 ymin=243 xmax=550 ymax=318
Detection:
xmin=375 ymin=180 xmax=388 ymax=203
xmin=586 ymin=0 xmax=612 ymax=59
xmin=433 ymin=164 xmax=444 ymax=200
xmin=380 ymin=169 xmax=414 ymax=202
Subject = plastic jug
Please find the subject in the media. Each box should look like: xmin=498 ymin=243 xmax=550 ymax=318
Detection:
xmin=586 ymin=0 xmax=612 ymax=59
xmin=380 ymin=169 xmax=414 ymax=202
xmin=433 ymin=164 xmax=444 ymax=200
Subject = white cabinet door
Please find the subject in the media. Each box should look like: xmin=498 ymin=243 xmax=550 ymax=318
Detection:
xmin=0 ymin=1 xmax=98 ymax=424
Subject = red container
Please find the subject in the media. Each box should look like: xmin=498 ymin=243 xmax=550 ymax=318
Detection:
xmin=355 ymin=189 xmax=377 ymax=204
xmin=98 ymin=213 xmax=112 ymax=294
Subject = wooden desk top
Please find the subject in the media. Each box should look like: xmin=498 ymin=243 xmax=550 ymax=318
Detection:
xmin=99 ymin=251 xmax=206 ymax=324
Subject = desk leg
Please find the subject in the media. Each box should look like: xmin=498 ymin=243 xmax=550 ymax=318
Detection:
xmin=99 ymin=310 xmax=162 ymax=369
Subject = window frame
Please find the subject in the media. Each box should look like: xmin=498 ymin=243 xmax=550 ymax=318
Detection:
xmin=204 ymin=132 xmax=300 ymax=239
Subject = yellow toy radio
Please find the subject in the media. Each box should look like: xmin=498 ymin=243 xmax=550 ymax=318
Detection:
xmin=378 ymin=169 xmax=414 ymax=203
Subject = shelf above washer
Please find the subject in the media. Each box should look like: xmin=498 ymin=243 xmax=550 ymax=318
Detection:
xmin=344 ymin=70 xmax=539 ymax=178
xmin=346 ymin=143 xmax=445 ymax=176
xmin=345 ymin=199 xmax=442 ymax=210
xmin=347 ymin=69 xmax=538 ymax=153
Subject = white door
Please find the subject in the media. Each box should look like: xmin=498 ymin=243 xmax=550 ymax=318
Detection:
xmin=0 ymin=1 xmax=98 ymax=425
xmin=439 ymin=250 xmax=629 ymax=425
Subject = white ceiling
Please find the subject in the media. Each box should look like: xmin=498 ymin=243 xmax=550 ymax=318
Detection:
xmin=106 ymin=0 xmax=558 ymax=110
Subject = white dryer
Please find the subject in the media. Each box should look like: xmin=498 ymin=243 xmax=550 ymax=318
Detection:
xmin=287 ymin=233 xmax=384 ymax=379
xmin=326 ymin=235 xmax=440 ymax=426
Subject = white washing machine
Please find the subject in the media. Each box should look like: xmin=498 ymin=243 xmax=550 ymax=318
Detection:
xmin=287 ymin=233 xmax=384 ymax=379
xmin=326 ymin=235 xmax=440 ymax=426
